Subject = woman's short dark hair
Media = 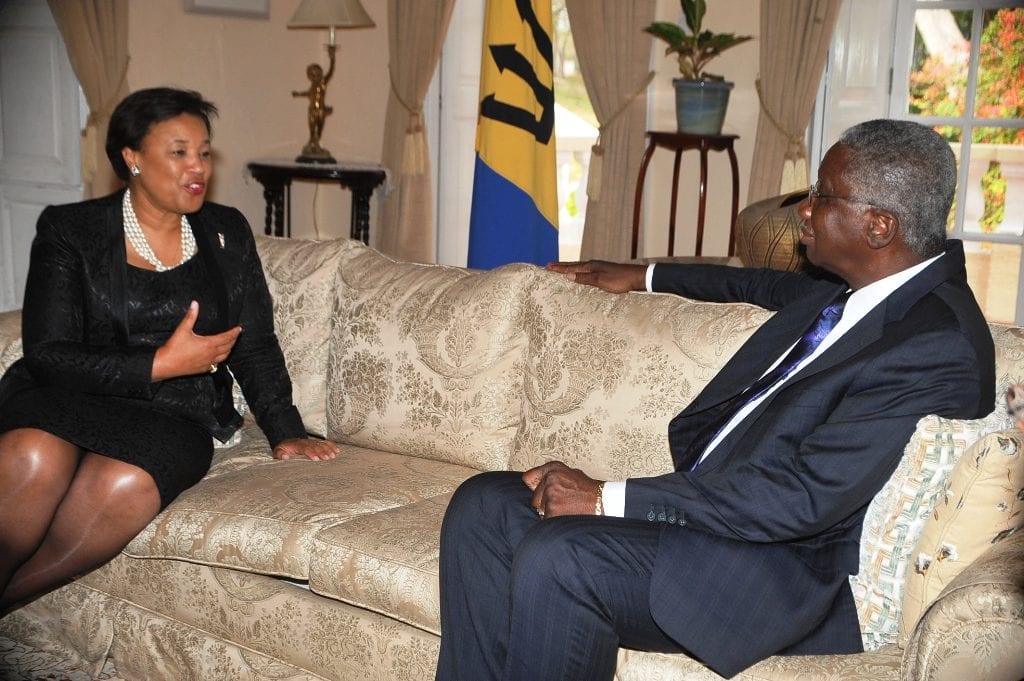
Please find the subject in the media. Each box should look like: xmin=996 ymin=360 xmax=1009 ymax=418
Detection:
xmin=105 ymin=87 xmax=218 ymax=180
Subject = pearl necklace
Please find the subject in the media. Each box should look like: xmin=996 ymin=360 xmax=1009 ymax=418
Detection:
xmin=122 ymin=189 xmax=196 ymax=271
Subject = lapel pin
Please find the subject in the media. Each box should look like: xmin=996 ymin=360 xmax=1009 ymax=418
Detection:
xmin=218 ymin=233 xmax=225 ymax=248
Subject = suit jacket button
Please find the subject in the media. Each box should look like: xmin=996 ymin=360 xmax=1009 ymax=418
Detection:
xmin=646 ymin=506 xmax=656 ymax=522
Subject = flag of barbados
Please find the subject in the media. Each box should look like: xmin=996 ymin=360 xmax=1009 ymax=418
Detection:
xmin=467 ymin=0 xmax=559 ymax=269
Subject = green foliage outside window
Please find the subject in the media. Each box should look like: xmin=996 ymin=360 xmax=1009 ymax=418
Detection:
xmin=909 ymin=8 xmax=1022 ymax=233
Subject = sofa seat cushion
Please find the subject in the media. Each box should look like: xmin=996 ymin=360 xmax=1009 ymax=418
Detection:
xmin=66 ymin=556 xmax=441 ymax=681
xmin=125 ymin=441 xmax=476 ymax=581
xmin=327 ymin=242 xmax=535 ymax=472
xmin=511 ymin=269 xmax=774 ymax=478
xmin=309 ymin=494 xmax=451 ymax=634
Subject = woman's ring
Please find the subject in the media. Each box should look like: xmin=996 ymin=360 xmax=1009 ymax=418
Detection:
xmin=209 ymin=363 xmax=218 ymax=374
xmin=535 ymin=506 xmax=545 ymax=517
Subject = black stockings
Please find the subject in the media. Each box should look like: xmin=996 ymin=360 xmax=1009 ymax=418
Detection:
xmin=0 ymin=428 xmax=161 ymax=614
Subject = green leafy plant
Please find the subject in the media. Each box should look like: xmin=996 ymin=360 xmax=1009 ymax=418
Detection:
xmin=981 ymin=160 xmax=1006 ymax=233
xmin=644 ymin=0 xmax=753 ymax=81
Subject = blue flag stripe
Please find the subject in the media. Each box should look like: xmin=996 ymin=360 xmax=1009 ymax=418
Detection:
xmin=467 ymin=156 xmax=559 ymax=269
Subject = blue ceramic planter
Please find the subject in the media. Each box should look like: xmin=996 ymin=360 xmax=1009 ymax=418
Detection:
xmin=673 ymin=78 xmax=733 ymax=135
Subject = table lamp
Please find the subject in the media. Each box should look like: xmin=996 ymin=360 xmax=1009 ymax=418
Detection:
xmin=288 ymin=0 xmax=375 ymax=163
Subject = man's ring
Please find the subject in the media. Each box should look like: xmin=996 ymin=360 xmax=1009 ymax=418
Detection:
xmin=209 ymin=363 xmax=218 ymax=374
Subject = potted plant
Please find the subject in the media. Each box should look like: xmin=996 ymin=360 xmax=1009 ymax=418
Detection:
xmin=645 ymin=0 xmax=753 ymax=135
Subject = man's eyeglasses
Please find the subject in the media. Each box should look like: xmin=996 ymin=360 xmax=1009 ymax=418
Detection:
xmin=807 ymin=182 xmax=881 ymax=209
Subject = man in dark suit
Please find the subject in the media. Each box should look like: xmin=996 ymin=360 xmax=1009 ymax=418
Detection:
xmin=434 ymin=119 xmax=995 ymax=680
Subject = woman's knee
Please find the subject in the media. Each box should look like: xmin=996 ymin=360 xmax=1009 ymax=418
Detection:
xmin=76 ymin=455 xmax=161 ymax=519
xmin=0 ymin=429 xmax=80 ymax=497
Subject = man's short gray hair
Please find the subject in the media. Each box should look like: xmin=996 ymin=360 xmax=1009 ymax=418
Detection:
xmin=838 ymin=119 xmax=956 ymax=258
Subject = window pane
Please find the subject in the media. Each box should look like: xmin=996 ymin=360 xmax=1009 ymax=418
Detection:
xmin=965 ymin=241 xmax=1021 ymax=323
xmin=909 ymin=9 xmax=971 ymax=117
xmin=975 ymin=8 xmax=1024 ymax=119
xmin=962 ymin=127 xmax=1024 ymax=237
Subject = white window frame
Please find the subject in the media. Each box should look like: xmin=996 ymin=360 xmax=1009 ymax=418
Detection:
xmin=812 ymin=0 xmax=1024 ymax=324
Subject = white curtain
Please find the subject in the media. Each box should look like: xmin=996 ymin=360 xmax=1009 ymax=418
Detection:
xmin=748 ymin=0 xmax=842 ymax=202
xmin=47 ymin=0 xmax=130 ymax=199
xmin=375 ymin=0 xmax=456 ymax=263
xmin=565 ymin=0 xmax=656 ymax=261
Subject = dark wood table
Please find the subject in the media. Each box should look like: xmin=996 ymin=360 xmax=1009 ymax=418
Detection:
xmin=631 ymin=131 xmax=740 ymax=259
xmin=246 ymin=160 xmax=387 ymax=242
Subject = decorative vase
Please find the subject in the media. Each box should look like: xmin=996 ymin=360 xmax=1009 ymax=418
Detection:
xmin=673 ymin=78 xmax=733 ymax=136
xmin=735 ymin=189 xmax=811 ymax=272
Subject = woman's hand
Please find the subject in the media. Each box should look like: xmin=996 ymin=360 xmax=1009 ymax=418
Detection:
xmin=152 ymin=301 xmax=241 ymax=381
xmin=545 ymin=261 xmax=647 ymax=294
xmin=273 ymin=437 xmax=340 ymax=461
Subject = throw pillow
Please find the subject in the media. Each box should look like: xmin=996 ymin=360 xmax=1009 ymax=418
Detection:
xmin=898 ymin=428 xmax=1024 ymax=645
xmin=326 ymin=243 xmax=535 ymax=472
xmin=851 ymin=410 xmax=1011 ymax=650
xmin=255 ymin=235 xmax=360 ymax=437
xmin=510 ymin=269 xmax=774 ymax=479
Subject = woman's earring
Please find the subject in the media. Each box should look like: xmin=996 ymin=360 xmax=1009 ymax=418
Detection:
xmin=130 ymin=165 xmax=141 ymax=177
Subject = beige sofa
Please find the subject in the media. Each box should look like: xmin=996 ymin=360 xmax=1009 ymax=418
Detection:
xmin=1 ymin=235 xmax=1022 ymax=681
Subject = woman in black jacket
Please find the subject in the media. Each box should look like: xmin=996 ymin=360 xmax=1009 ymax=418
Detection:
xmin=0 ymin=87 xmax=338 ymax=614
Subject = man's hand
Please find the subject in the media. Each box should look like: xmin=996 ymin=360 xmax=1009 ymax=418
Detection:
xmin=523 ymin=461 xmax=604 ymax=518
xmin=546 ymin=260 xmax=647 ymax=294
xmin=273 ymin=437 xmax=340 ymax=461
xmin=152 ymin=301 xmax=241 ymax=381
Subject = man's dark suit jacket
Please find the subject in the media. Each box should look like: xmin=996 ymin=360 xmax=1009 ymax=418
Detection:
xmin=625 ymin=240 xmax=994 ymax=677
xmin=0 ymin=190 xmax=306 ymax=447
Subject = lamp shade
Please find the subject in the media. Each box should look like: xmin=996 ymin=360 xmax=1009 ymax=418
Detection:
xmin=287 ymin=0 xmax=375 ymax=29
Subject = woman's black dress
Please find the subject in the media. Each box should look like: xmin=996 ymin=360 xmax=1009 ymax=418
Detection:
xmin=0 ymin=255 xmax=221 ymax=508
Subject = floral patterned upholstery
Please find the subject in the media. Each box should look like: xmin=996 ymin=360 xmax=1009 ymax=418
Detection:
xmin=255 ymin=235 xmax=362 ymax=436
xmin=852 ymin=411 xmax=1011 ymax=649
xmin=0 ymin=310 xmax=21 ymax=375
xmin=1 ymin=238 xmax=1022 ymax=681
xmin=899 ymin=428 xmax=1024 ymax=644
xmin=125 ymin=422 xmax=474 ymax=582
xmin=327 ymin=243 xmax=533 ymax=471
xmin=510 ymin=268 xmax=774 ymax=479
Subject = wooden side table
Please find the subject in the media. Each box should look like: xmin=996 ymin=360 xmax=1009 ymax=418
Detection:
xmin=631 ymin=131 xmax=740 ymax=259
xmin=246 ymin=160 xmax=387 ymax=242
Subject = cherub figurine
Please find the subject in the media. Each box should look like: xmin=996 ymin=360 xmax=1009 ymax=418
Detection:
xmin=292 ymin=44 xmax=336 ymax=162
xmin=1008 ymin=384 xmax=1024 ymax=431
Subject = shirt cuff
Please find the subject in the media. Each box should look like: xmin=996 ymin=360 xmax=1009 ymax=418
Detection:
xmin=645 ymin=264 xmax=655 ymax=292
xmin=602 ymin=479 xmax=627 ymax=517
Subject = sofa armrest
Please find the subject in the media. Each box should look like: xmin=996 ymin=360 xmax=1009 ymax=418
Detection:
xmin=902 ymin=529 xmax=1024 ymax=681
xmin=0 ymin=308 xmax=23 ymax=374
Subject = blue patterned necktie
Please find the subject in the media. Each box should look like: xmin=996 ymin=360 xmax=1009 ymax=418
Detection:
xmin=680 ymin=291 xmax=851 ymax=471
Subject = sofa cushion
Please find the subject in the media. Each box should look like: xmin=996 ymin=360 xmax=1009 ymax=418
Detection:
xmin=898 ymin=428 xmax=1024 ymax=644
xmin=309 ymin=494 xmax=450 ymax=635
xmin=0 ymin=309 xmax=22 ymax=375
xmin=510 ymin=269 xmax=774 ymax=479
xmin=255 ymin=235 xmax=360 ymax=436
xmin=327 ymin=243 xmax=533 ymax=471
xmin=851 ymin=410 xmax=1011 ymax=650
xmin=125 ymin=436 xmax=474 ymax=580
xmin=58 ymin=556 xmax=442 ymax=681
